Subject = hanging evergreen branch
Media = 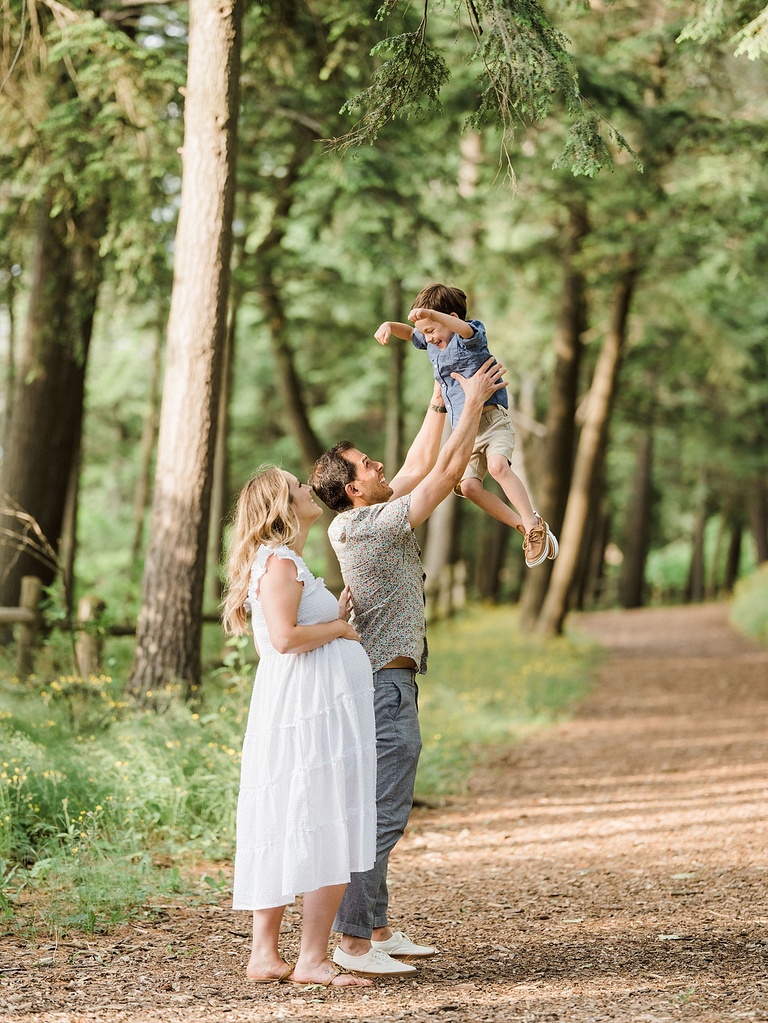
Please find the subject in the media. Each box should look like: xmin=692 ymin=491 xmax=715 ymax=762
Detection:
xmin=326 ymin=0 xmax=640 ymax=177
xmin=677 ymin=0 xmax=768 ymax=58
xmin=329 ymin=1 xmax=447 ymax=151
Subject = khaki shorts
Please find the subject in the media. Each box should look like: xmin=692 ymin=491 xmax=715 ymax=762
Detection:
xmin=454 ymin=405 xmax=516 ymax=496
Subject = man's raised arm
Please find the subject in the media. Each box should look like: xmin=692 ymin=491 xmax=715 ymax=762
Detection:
xmin=388 ymin=381 xmax=449 ymax=500
xmin=407 ymin=358 xmax=507 ymax=528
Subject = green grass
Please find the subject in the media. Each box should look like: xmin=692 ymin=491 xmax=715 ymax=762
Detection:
xmin=0 ymin=606 xmax=600 ymax=937
xmin=730 ymin=563 xmax=768 ymax=647
xmin=416 ymin=605 xmax=601 ymax=796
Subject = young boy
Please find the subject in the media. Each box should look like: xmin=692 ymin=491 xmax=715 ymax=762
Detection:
xmin=375 ymin=283 xmax=558 ymax=567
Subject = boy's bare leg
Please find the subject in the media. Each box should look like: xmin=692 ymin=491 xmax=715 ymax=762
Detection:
xmin=486 ymin=456 xmax=538 ymax=533
xmin=459 ymin=476 xmax=524 ymax=531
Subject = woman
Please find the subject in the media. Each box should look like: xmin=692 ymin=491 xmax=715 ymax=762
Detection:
xmin=222 ymin=466 xmax=376 ymax=987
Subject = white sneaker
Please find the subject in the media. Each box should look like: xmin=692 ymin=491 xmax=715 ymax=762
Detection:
xmin=372 ymin=930 xmax=437 ymax=958
xmin=332 ymin=945 xmax=417 ymax=976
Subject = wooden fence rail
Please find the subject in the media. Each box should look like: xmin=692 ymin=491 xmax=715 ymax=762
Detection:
xmin=1 ymin=576 xmax=222 ymax=677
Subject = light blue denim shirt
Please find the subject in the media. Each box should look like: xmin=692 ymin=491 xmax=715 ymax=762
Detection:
xmin=411 ymin=319 xmax=508 ymax=428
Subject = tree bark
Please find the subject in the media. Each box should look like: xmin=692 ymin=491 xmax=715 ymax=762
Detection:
xmin=384 ymin=279 xmax=406 ymax=476
xmin=576 ymin=501 xmax=610 ymax=610
xmin=685 ymin=493 xmax=708 ymax=604
xmin=206 ymin=273 xmax=238 ymax=603
xmin=0 ymin=196 xmax=104 ymax=613
xmin=748 ymin=479 xmax=768 ymax=564
xmin=1 ymin=265 xmax=18 ymax=453
xmin=130 ymin=310 xmax=165 ymax=565
xmin=536 ymin=253 xmax=639 ymax=637
xmin=723 ymin=518 xmax=742 ymax=593
xmin=423 ymin=490 xmax=463 ymax=621
xmin=475 ymin=514 xmax=510 ymax=602
xmin=618 ymin=429 xmax=654 ymax=608
xmin=129 ymin=0 xmax=243 ymax=701
xmin=519 ymin=197 xmax=589 ymax=626
xmin=254 ymin=208 xmax=342 ymax=591
xmin=252 ymin=144 xmax=324 ymax=471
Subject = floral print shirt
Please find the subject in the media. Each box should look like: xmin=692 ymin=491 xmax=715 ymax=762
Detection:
xmin=328 ymin=495 xmax=427 ymax=674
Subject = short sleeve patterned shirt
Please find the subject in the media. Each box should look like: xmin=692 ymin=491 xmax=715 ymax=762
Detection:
xmin=328 ymin=494 xmax=427 ymax=675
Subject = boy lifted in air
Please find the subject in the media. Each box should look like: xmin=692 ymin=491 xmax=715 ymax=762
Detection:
xmin=375 ymin=283 xmax=558 ymax=568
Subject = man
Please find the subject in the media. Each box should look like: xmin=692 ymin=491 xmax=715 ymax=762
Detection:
xmin=310 ymin=357 xmax=507 ymax=977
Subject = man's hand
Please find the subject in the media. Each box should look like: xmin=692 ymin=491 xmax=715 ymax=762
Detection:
xmin=452 ymin=355 xmax=507 ymax=406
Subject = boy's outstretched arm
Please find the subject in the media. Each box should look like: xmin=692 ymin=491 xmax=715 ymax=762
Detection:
xmin=375 ymin=320 xmax=414 ymax=345
xmin=408 ymin=307 xmax=475 ymax=340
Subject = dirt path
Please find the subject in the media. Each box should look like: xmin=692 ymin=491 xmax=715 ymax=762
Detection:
xmin=3 ymin=603 xmax=768 ymax=1022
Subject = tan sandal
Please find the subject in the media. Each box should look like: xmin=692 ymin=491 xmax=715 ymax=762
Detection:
xmin=287 ymin=965 xmax=355 ymax=987
xmin=247 ymin=963 xmax=293 ymax=983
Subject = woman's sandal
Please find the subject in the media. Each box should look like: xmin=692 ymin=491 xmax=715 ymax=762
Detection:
xmin=287 ymin=966 xmax=357 ymax=987
xmin=247 ymin=963 xmax=294 ymax=983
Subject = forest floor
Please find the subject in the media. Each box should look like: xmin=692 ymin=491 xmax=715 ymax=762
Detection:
xmin=2 ymin=602 xmax=768 ymax=1023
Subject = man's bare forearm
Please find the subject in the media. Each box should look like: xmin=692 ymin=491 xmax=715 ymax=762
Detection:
xmin=389 ymin=383 xmax=446 ymax=497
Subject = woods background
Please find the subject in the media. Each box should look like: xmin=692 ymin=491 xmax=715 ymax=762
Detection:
xmin=1 ymin=0 xmax=768 ymax=696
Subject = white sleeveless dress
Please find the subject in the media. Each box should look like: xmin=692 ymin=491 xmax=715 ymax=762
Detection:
xmin=232 ymin=544 xmax=377 ymax=910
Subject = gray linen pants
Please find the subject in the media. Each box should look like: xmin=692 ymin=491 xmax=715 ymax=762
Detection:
xmin=333 ymin=667 xmax=422 ymax=938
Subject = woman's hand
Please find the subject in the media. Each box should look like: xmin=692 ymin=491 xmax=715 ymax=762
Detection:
xmin=337 ymin=620 xmax=361 ymax=642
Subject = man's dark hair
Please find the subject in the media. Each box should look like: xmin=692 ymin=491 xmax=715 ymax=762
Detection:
xmin=412 ymin=283 xmax=467 ymax=320
xmin=309 ymin=440 xmax=357 ymax=512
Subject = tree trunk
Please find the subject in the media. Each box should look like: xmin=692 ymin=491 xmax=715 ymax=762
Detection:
xmin=576 ymin=502 xmax=611 ymax=610
xmin=536 ymin=254 xmax=639 ymax=637
xmin=748 ymin=479 xmax=768 ymax=564
xmin=618 ymin=429 xmax=654 ymax=608
xmin=423 ymin=418 xmax=460 ymax=619
xmin=384 ymin=279 xmax=406 ymax=476
xmin=475 ymin=514 xmax=510 ymax=602
xmin=206 ymin=276 xmax=238 ymax=603
xmin=1 ymin=264 xmax=18 ymax=453
xmin=423 ymin=490 xmax=462 ymax=621
xmin=705 ymin=512 xmax=727 ymax=600
xmin=685 ymin=494 xmax=708 ymax=604
xmin=130 ymin=309 xmax=165 ymax=565
xmin=723 ymin=519 xmax=742 ymax=593
xmin=519 ymin=197 xmax=589 ymax=626
xmin=59 ymin=446 xmax=81 ymax=615
xmin=0 ymin=196 xmax=104 ymax=613
xmin=250 ymin=149 xmax=345 ymax=590
xmin=129 ymin=0 xmax=243 ymax=702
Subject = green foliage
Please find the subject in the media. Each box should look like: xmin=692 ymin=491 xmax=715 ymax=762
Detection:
xmin=678 ymin=1 xmax=768 ymax=60
xmin=338 ymin=31 xmax=448 ymax=147
xmin=0 ymin=1 xmax=184 ymax=297
xmin=327 ymin=0 xmax=638 ymax=175
xmin=551 ymin=114 xmax=642 ymax=177
xmin=0 ymin=603 xmax=598 ymax=935
xmin=730 ymin=563 xmax=768 ymax=646
xmin=0 ymin=685 xmax=242 ymax=933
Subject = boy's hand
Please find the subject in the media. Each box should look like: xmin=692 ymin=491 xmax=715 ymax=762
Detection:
xmin=374 ymin=322 xmax=393 ymax=345
xmin=408 ymin=306 xmax=432 ymax=323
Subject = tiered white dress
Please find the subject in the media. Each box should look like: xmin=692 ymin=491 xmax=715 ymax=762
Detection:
xmin=232 ymin=544 xmax=377 ymax=910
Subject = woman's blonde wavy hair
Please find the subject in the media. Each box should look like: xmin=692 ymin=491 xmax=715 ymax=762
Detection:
xmin=221 ymin=465 xmax=300 ymax=636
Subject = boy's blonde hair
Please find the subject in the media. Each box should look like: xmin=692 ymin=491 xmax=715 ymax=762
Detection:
xmin=221 ymin=465 xmax=300 ymax=636
xmin=412 ymin=283 xmax=467 ymax=320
